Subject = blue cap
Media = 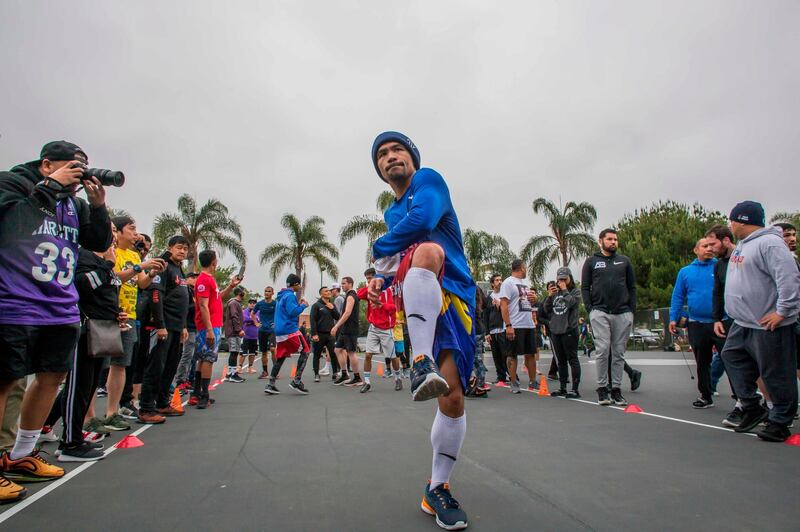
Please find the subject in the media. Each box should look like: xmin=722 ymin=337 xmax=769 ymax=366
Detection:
xmin=729 ymin=201 xmax=765 ymax=227
xmin=371 ymin=131 xmax=420 ymax=182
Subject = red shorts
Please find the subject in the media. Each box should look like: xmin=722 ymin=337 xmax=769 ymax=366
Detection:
xmin=275 ymin=332 xmax=310 ymax=360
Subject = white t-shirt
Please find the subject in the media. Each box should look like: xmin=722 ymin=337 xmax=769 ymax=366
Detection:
xmin=500 ymin=276 xmax=534 ymax=329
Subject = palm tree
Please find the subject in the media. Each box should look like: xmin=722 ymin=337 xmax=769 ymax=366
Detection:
xmin=520 ymin=197 xmax=597 ymax=283
xmin=152 ymin=194 xmax=246 ymax=270
xmin=260 ymin=214 xmax=339 ymax=294
xmin=462 ymin=229 xmax=514 ymax=282
xmin=770 ymin=211 xmax=800 ymax=228
xmin=339 ymin=191 xmax=395 ymax=263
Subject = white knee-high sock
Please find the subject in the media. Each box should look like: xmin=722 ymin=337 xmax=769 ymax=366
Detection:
xmin=403 ymin=267 xmax=441 ymax=362
xmin=430 ymin=409 xmax=466 ymax=489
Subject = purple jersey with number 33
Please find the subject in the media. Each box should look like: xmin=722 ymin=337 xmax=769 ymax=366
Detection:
xmin=0 ymin=198 xmax=81 ymax=325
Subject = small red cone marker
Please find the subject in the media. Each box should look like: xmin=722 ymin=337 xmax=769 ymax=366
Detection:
xmin=624 ymin=404 xmax=644 ymax=414
xmin=784 ymin=434 xmax=800 ymax=446
xmin=115 ymin=435 xmax=144 ymax=449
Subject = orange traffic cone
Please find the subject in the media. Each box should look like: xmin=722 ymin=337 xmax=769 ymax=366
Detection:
xmin=537 ymin=375 xmax=550 ymax=396
xmin=290 ymin=364 xmax=297 ymax=378
xmin=376 ymin=364 xmax=385 ymax=377
xmin=170 ymin=388 xmax=185 ymax=413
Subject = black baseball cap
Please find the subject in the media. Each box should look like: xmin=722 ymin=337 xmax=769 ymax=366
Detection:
xmin=38 ymin=141 xmax=87 ymax=163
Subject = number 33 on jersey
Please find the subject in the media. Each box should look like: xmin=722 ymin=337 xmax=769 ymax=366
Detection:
xmin=0 ymin=198 xmax=82 ymax=325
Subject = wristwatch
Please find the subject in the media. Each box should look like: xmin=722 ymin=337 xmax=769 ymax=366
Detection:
xmin=132 ymin=264 xmax=142 ymax=274
xmin=505 ymin=323 xmax=512 ymax=328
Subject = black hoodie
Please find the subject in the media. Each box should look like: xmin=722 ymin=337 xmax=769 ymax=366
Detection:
xmin=74 ymin=248 xmax=121 ymax=321
xmin=140 ymin=259 xmax=188 ymax=331
xmin=581 ymin=252 xmax=637 ymax=315
xmin=0 ymin=162 xmax=111 ymax=251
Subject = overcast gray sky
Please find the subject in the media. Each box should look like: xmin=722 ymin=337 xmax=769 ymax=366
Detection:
xmin=2 ymin=1 xmax=798 ymax=296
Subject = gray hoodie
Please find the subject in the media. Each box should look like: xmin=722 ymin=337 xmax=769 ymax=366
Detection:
xmin=725 ymin=226 xmax=800 ymax=329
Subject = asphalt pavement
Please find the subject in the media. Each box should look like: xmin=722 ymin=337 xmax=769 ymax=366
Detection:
xmin=1 ymin=350 xmax=798 ymax=531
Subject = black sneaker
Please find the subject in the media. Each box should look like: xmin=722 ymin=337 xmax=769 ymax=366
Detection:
xmin=333 ymin=372 xmax=349 ymax=386
xmin=264 ymin=384 xmax=280 ymax=395
xmin=360 ymin=383 xmax=371 ymax=393
xmin=722 ymin=407 xmax=744 ymax=428
xmin=95 ymin=387 xmax=108 ymax=398
xmin=610 ymin=388 xmax=627 ymax=406
xmin=228 ymin=373 xmax=246 ymax=383
xmin=421 ymin=482 xmax=468 ymax=530
xmin=550 ymin=389 xmax=567 ymax=397
xmin=692 ymin=397 xmax=714 ymax=409
xmin=410 ymin=355 xmax=449 ymax=402
xmin=566 ymin=390 xmax=581 ymax=399
xmin=196 ymin=395 xmax=209 ymax=409
xmin=289 ymin=380 xmax=309 ymax=395
xmin=756 ymin=421 xmax=791 ymax=442
xmin=597 ymin=387 xmax=611 ymax=406
xmin=630 ymin=370 xmax=642 ymax=391
xmin=734 ymin=405 xmax=769 ymax=433
xmin=56 ymin=442 xmax=105 ymax=463
xmin=345 ymin=374 xmax=364 ymax=387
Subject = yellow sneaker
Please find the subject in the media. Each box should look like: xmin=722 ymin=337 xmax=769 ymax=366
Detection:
xmin=1 ymin=450 xmax=65 ymax=482
xmin=0 ymin=474 xmax=27 ymax=503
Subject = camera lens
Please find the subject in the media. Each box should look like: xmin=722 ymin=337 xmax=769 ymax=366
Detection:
xmin=83 ymin=167 xmax=125 ymax=187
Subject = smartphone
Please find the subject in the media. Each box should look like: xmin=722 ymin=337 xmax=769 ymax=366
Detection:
xmin=161 ymin=250 xmax=172 ymax=262
xmin=236 ymin=265 xmax=245 ymax=280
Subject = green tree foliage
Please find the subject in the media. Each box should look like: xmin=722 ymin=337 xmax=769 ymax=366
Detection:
xmin=770 ymin=211 xmax=800 ymax=228
xmin=339 ymin=191 xmax=394 ymax=263
xmin=521 ymin=197 xmax=597 ymax=284
xmin=462 ymin=229 xmax=514 ymax=282
xmin=260 ymin=214 xmax=339 ymax=295
xmin=153 ymin=194 xmax=246 ymax=272
xmin=616 ymin=201 xmax=726 ymax=309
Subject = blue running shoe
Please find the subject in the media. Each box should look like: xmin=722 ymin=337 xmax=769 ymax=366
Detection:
xmin=421 ymin=482 xmax=468 ymax=530
xmin=410 ymin=355 xmax=450 ymax=402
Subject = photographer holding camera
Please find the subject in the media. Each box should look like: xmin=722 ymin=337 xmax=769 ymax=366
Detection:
xmin=0 ymin=141 xmax=114 ymax=500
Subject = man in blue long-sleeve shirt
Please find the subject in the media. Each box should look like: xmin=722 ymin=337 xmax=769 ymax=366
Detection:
xmin=368 ymin=132 xmax=474 ymax=531
xmin=669 ymin=237 xmax=724 ymax=409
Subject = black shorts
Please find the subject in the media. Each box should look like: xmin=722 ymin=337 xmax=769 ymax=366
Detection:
xmin=242 ymin=338 xmax=259 ymax=355
xmin=258 ymin=331 xmax=275 ymax=352
xmin=0 ymin=323 xmax=81 ymax=379
xmin=508 ymin=327 xmax=538 ymax=357
xmin=335 ymin=332 xmax=358 ymax=352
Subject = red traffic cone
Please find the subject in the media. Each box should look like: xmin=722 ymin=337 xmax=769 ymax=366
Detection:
xmin=115 ymin=435 xmax=144 ymax=449
xmin=376 ymin=364 xmax=385 ymax=377
xmin=785 ymin=434 xmax=800 ymax=446
xmin=624 ymin=404 xmax=644 ymax=414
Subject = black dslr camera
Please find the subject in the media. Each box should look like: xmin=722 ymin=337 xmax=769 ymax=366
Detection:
xmin=71 ymin=162 xmax=125 ymax=187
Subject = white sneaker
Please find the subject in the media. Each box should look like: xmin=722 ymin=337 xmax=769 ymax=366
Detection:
xmin=39 ymin=426 xmax=59 ymax=442
xmin=320 ymin=367 xmax=331 ymax=376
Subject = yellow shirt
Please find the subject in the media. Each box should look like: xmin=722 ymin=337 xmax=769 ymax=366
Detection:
xmin=115 ymin=247 xmax=141 ymax=319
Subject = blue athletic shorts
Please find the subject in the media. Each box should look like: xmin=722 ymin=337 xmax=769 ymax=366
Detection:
xmin=195 ymin=328 xmax=221 ymax=363
xmin=432 ymin=292 xmax=476 ymax=391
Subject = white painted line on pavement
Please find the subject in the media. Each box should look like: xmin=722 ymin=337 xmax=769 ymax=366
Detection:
xmin=0 ymin=396 xmax=192 ymax=525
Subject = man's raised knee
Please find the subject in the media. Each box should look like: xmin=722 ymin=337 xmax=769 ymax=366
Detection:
xmin=411 ymin=242 xmax=445 ymax=272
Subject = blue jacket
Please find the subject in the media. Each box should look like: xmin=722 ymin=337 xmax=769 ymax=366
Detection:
xmin=669 ymin=259 xmax=717 ymax=323
xmin=274 ymin=288 xmax=307 ymax=336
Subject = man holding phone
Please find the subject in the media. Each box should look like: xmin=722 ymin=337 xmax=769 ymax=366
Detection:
xmin=137 ymin=236 xmax=191 ymax=423
xmin=190 ymin=250 xmax=241 ymax=409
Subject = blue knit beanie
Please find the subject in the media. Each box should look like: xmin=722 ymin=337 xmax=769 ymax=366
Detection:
xmin=729 ymin=201 xmax=765 ymax=227
xmin=371 ymin=131 xmax=420 ymax=182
